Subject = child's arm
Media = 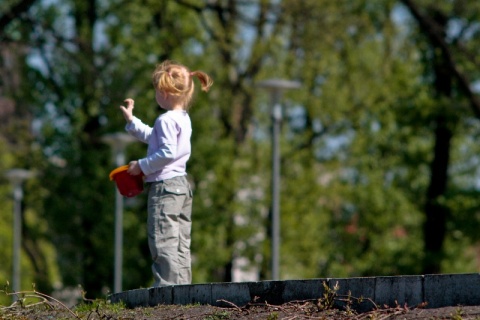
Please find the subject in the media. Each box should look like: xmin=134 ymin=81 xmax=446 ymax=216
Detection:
xmin=136 ymin=117 xmax=178 ymax=176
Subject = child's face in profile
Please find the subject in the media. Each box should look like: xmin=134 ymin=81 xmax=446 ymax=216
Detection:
xmin=155 ymin=89 xmax=168 ymax=110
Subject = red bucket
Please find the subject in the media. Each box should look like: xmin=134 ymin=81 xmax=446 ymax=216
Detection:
xmin=109 ymin=165 xmax=144 ymax=197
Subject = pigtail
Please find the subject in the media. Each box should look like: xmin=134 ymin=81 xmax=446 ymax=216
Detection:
xmin=152 ymin=61 xmax=213 ymax=110
xmin=190 ymin=71 xmax=213 ymax=92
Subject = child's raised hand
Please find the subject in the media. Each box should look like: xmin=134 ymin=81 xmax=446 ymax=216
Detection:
xmin=120 ymin=98 xmax=135 ymax=123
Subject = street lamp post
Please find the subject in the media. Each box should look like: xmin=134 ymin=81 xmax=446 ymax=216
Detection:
xmin=258 ymin=79 xmax=301 ymax=281
xmin=5 ymin=168 xmax=35 ymax=300
xmin=102 ymin=132 xmax=136 ymax=293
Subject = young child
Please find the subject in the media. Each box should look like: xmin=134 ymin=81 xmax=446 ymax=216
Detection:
xmin=119 ymin=60 xmax=213 ymax=287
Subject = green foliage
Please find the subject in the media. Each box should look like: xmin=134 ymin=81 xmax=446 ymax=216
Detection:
xmin=0 ymin=283 xmax=81 ymax=319
xmin=0 ymin=283 xmax=127 ymax=319
xmin=267 ymin=312 xmax=279 ymax=320
xmin=318 ymin=281 xmax=339 ymax=310
xmin=204 ymin=310 xmax=232 ymax=320
xmin=74 ymin=299 xmax=125 ymax=314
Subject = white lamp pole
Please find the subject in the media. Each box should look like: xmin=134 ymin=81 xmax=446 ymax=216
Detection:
xmin=5 ymin=168 xmax=35 ymax=300
xmin=102 ymin=132 xmax=136 ymax=293
xmin=258 ymin=79 xmax=300 ymax=281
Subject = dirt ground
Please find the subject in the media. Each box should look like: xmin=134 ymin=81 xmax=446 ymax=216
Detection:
xmin=3 ymin=300 xmax=480 ymax=319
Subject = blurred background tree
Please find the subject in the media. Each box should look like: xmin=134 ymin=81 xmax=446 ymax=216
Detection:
xmin=1 ymin=0 xmax=480 ymax=304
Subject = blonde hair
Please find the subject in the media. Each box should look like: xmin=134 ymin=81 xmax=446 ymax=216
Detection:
xmin=152 ymin=60 xmax=213 ymax=109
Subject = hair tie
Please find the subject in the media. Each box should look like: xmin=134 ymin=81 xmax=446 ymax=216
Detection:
xmin=189 ymin=72 xmax=195 ymax=76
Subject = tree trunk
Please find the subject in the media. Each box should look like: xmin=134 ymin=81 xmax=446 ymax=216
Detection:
xmin=422 ymin=10 xmax=453 ymax=274
xmin=423 ymin=115 xmax=451 ymax=273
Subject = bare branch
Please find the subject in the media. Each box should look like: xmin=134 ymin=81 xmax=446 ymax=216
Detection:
xmin=400 ymin=0 xmax=480 ymax=119
xmin=0 ymin=0 xmax=37 ymax=32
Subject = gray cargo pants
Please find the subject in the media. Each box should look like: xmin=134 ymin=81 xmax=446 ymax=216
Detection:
xmin=146 ymin=175 xmax=192 ymax=287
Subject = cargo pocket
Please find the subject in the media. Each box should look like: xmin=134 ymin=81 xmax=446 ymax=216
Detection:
xmin=164 ymin=185 xmax=189 ymax=195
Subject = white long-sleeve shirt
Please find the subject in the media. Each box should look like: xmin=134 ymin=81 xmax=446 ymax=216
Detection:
xmin=125 ymin=110 xmax=192 ymax=182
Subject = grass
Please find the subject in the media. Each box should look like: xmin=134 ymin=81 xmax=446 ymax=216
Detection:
xmin=0 ymin=282 xmax=128 ymax=319
xmin=3 ymin=282 xmax=480 ymax=319
xmin=203 ymin=310 xmax=232 ymax=319
xmin=74 ymin=299 xmax=126 ymax=313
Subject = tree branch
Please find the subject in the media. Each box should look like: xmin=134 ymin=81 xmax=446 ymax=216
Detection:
xmin=400 ymin=0 xmax=480 ymax=119
xmin=0 ymin=0 xmax=37 ymax=32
